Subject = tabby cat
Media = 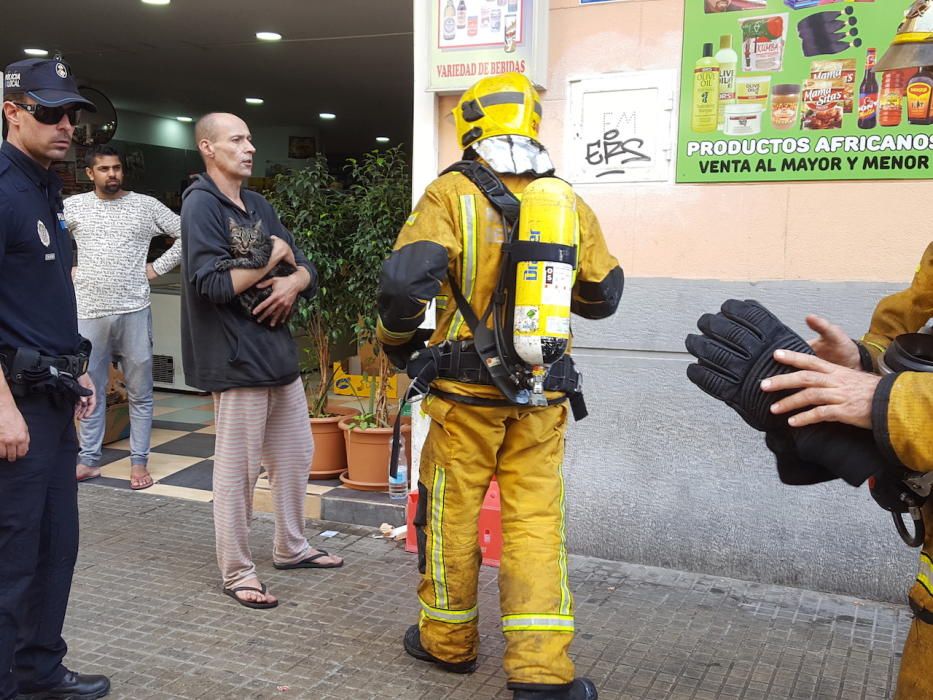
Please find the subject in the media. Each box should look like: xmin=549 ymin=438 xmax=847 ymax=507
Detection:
xmin=214 ymin=218 xmax=297 ymax=323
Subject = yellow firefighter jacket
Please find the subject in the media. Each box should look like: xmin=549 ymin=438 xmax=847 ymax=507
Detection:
xmin=859 ymin=242 xmax=933 ymax=613
xmin=376 ymin=169 xmax=622 ymax=400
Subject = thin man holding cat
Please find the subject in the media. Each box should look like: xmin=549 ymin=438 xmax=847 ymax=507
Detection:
xmin=180 ymin=112 xmax=343 ymax=610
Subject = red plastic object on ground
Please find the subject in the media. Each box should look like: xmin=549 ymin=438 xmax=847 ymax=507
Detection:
xmin=405 ymin=479 xmax=502 ymax=567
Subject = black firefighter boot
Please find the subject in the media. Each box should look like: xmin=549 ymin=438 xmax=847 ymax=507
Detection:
xmin=510 ymin=678 xmax=598 ymax=700
xmin=403 ymin=624 xmax=477 ymax=674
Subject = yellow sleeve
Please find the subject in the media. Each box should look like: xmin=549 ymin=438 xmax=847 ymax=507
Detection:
xmin=376 ymin=179 xmax=461 ymax=348
xmin=572 ymin=197 xmax=623 ymax=320
xmin=874 ymin=372 xmax=933 ymax=472
xmin=861 ymin=242 xmax=933 ymax=368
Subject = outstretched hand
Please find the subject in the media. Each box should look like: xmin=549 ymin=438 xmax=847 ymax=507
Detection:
xmin=761 ymin=349 xmax=879 ymax=430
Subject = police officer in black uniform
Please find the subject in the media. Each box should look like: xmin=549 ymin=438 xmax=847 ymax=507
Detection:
xmin=0 ymin=58 xmax=110 ymax=700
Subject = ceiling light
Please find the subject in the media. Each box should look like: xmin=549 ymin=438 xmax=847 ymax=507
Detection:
xmin=376 ymin=136 xmax=390 ymax=143
xmin=256 ymin=32 xmax=282 ymax=41
xmin=23 ymin=48 xmax=49 ymax=57
xmin=176 ymin=116 xmax=193 ymax=123
xmin=245 ymin=97 xmax=264 ymax=105
xmin=319 ymin=112 xmax=336 ymax=120
xmin=141 ymin=0 xmax=171 ymax=5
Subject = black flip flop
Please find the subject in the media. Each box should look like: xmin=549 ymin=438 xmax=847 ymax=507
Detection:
xmin=273 ymin=549 xmax=344 ymax=570
xmin=223 ymin=583 xmax=278 ymax=609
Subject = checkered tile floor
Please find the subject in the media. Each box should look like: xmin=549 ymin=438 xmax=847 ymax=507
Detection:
xmin=83 ymin=391 xmax=402 ymax=524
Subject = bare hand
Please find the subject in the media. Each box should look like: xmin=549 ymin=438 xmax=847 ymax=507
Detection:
xmin=75 ymin=373 xmax=96 ymax=421
xmin=270 ymin=236 xmax=297 ymax=269
xmin=0 ymin=399 xmax=29 ymax=462
xmin=146 ymin=263 xmax=158 ymax=281
xmin=805 ymin=314 xmax=861 ymax=369
xmin=761 ymin=349 xmax=880 ymax=430
xmin=253 ymin=275 xmax=300 ymax=327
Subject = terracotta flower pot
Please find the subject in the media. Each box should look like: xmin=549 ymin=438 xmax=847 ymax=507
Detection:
xmin=309 ymin=404 xmax=360 ymax=479
xmin=338 ymin=416 xmax=412 ymax=492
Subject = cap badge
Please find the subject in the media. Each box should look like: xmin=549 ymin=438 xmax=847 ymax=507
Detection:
xmin=55 ymin=63 xmax=67 ymax=79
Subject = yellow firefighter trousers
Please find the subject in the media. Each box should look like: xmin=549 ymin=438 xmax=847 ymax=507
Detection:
xmin=414 ymin=392 xmax=575 ymax=685
xmin=895 ymin=615 xmax=933 ymax=699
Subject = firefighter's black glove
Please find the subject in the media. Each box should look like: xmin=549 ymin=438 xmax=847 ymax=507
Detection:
xmin=685 ymin=299 xmax=811 ymax=431
xmin=764 ymin=431 xmax=837 ymax=486
xmin=384 ymin=329 xmax=433 ymax=371
xmin=685 ymin=299 xmax=879 ymax=487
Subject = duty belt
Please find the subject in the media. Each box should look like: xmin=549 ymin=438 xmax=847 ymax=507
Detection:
xmin=0 ymin=346 xmax=91 ymax=401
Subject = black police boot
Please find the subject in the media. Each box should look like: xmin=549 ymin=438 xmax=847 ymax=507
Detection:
xmin=17 ymin=671 xmax=110 ymax=699
xmin=510 ymin=678 xmax=598 ymax=700
xmin=403 ymin=624 xmax=477 ymax=674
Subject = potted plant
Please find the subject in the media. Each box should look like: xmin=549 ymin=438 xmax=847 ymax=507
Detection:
xmin=337 ymin=362 xmax=412 ymax=490
xmin=267 ymin=157 xmax=360 ymax=478
xmin=336 ymin=146 xmax=413 ymax=490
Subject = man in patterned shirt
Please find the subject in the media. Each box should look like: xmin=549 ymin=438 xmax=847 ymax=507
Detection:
xmin=64 ymin=145 xmax=182 ymax=490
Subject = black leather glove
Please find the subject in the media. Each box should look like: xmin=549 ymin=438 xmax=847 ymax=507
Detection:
xmin=685 ymin=299 xmax=881 ymax=487
xmin=384 ymin=328 xmax=433 ymax=370
xmin=764 ymin=431 xmax=837 ymax=486
xmin=686 ymin=299 xmax=811 ymax=431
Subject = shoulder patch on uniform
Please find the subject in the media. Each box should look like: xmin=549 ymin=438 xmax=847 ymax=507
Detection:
xmin=405 ymin=212 xmax=419 ymax=226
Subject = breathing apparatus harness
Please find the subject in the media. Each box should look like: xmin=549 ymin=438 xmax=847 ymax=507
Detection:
xmin=388 ymin=160 xmax=586 ymax=478
xmin=871 ymin=333 xmax=933 ymax=547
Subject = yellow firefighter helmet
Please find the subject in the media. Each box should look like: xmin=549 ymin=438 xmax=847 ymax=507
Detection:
xmin=453 ymin=72 xmax=543 ymax=150
xmin=876 ymin=0 xmax=933 ymax=71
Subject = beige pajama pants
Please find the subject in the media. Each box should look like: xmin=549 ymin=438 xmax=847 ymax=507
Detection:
xmin=212 ymin=377 xmax=314 ymax=589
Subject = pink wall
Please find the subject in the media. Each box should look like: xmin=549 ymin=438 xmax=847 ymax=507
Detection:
xmin=436 ymin=0 xmax=927 ymax=284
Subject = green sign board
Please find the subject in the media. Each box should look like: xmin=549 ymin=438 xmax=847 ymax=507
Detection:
xmin=677 ymin=0 xmax=933 ymax=182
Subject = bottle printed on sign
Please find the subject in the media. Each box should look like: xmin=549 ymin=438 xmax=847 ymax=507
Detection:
xmin=858 ymin=48 xmax=878 ymax=129
xmin=457 ymin=0 xmax=467 ymax=29
xmin=504 ymin=15 xmax=517 ymax=52
xmin=715 ymin=34 xmax=738 ymax=131
xmin=692 ymin=43 xmax=720 ymax=133
xmin=444 ymin=0 xmax=457 ymax=41
xmin=879 ymin=70 xmax=903 ymax=127
xmin=907 ymin=66 xmax=933 ymax=125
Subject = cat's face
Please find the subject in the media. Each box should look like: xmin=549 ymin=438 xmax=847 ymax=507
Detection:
xmin=227 ymin=218 xmax=267 ymax=256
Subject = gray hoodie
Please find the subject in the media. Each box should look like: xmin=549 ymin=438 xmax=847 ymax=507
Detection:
xmin=179 ymin=174 xmax=317 ymax=392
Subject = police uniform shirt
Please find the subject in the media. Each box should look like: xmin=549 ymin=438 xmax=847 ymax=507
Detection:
xmin=0 ymin=140 xmax=80 ymax=356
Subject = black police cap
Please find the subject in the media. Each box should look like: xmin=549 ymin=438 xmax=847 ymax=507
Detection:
xmin=3 ymin=58 xmax=96 ymax=112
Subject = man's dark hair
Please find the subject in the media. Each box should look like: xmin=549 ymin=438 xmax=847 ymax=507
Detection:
xmin=85 ymin=144 xmax=123 ymax=169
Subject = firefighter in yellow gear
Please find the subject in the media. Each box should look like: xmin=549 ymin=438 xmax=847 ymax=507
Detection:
xmin=771 ymin=7 xmax=933 ymax=692
xmin=376 ymin=73 xmax=622 ymax=700
xmin=760 ymin=241 xmax=933 ymax=699
xmin=857 ymin=242 xmax=933 ymax=700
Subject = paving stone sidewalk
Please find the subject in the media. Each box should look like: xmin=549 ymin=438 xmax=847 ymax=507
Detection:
xmin=66 ymin=486 xmax=911 ymax=700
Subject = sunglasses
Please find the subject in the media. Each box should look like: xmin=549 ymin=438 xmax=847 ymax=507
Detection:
xmin=12 ymin=102 xmax=81 ymax=126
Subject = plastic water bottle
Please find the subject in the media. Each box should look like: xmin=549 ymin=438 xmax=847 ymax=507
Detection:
xmin=388 ymin=435 xmax=408 ymax=500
